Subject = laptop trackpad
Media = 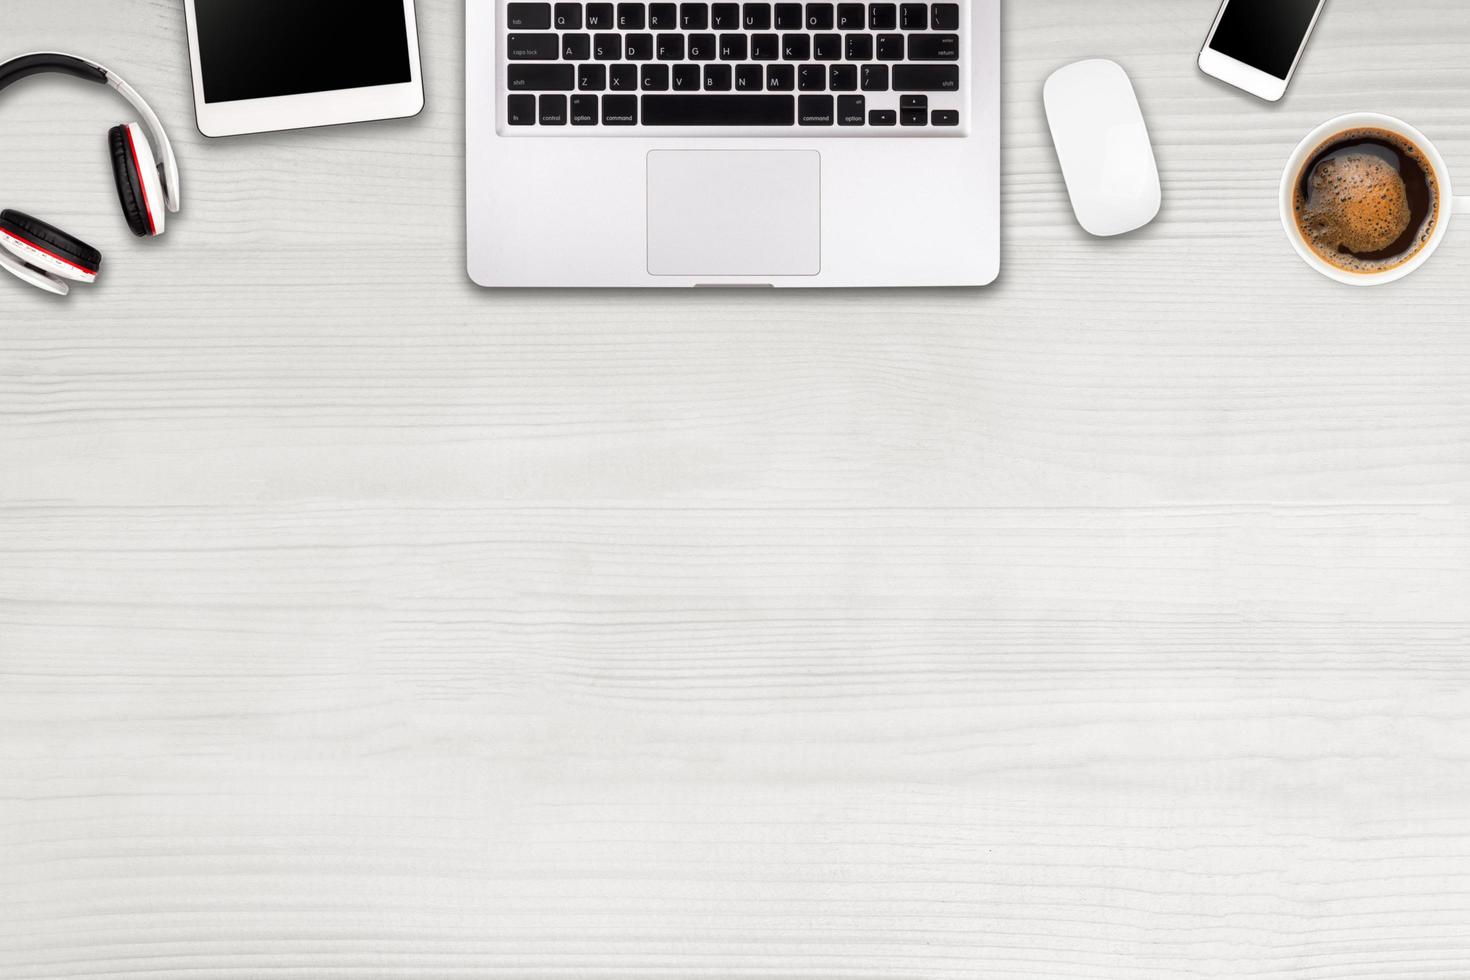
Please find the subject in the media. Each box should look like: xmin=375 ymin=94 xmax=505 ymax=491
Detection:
xmin=647 ymin=150 xmax=821 ymax=278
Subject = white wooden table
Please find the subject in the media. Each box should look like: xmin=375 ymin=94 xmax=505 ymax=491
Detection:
xmin=4 ymin=2 xmax=1470 ymax=977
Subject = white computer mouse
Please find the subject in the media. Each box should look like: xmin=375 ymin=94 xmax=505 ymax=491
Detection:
xmin=1043 ymin=59 xmax=1161 ymax=237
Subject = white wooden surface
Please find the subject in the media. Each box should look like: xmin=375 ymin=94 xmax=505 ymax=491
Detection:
xmin=4 ymin=1 xmax=1470 ymax=977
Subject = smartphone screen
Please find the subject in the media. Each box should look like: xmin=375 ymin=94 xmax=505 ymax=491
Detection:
xmin=1208 ymin=0 xmax=1322 ymax=79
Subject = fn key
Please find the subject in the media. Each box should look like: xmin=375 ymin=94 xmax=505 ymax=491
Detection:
xmin=507 ymin=94 xmax=537 ymax=125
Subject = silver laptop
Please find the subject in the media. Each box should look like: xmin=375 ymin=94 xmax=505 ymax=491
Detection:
xmin=467 ymin=0 xmax=999 ymax=287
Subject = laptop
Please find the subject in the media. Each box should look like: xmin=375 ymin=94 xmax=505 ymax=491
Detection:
xmin=467 ymin=0 xmax=1000 ymax=287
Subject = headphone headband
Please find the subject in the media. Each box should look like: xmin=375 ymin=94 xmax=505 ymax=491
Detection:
xmin=0 ymin=52 xmax=181 ymax=214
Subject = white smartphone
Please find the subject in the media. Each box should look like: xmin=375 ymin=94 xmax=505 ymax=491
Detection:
xmin=1198 ymin=0 xmax=1326 ymax=102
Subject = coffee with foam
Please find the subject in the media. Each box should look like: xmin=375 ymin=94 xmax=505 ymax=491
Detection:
xmin=1293 ymin=127 xmax=1439 ymax=275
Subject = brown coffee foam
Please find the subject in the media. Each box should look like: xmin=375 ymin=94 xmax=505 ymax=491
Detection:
xmin=1300 ymin=152 xmax=1410 ymax=256
xmin=1293 ymin=127 xmax=1440 ymax=275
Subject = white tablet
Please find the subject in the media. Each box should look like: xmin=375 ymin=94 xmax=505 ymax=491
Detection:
xmin=183 ymin=0 xmax=425 ymax=138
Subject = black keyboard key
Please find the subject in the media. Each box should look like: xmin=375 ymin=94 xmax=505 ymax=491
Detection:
xmin=688 ymin=33 xmax=716 ymax=59
xmin=829 ymin=64 xmax=857 ymax=90
xmin=766 ymin=64 xmax=795 ymax=90
xmin=507 ymin=93 xmax=537 ymax=124
xmin=868 ymin=108 xmax=896 ymax=125
xmin=642 ymin=94 xmax=795 ymax=124
xmin=508 ymin=64 xmax=576 ymax=90
xmin=506 ymin=34 xmax=558 ymax=60
xmin=617 ymin=3 xmax=646 ymax=28
xmin=743 ymin=2 xmax=772 ymax=28
xmin=578 ymin=64 xmax=607 ymax=89
xmin=868 ymin=2 xmax=896 ymax=28
xmin=899 ymin=2 xmax=926 ymax=28
xmin=860 ymin=63 xmax=888 ymax=90
xmin=594 ymin=34 xmax=620 ymax=59
xmin=931 ymin=109 xmax=959 ymax=126
xmin=735 ymin=63 xmax=763 ymax=89
xmin=650 ymin=2 xmax=678 ymax=26
xmin=774 ymin=2 xmax=803 ymax=27
xmin=703 ymin=64 xmax=732 ymax=89
xmin=893 ymin=64 xmax=958 ymax=90
xmin=672 ymin=63 xmax=701 ymax=89
xmin=797 ymin=63 xmax=824 ymax=90
xmin=641 ymin=63 xmax=670 ymax=89
xmin=751 ymin=34 xmax=780 ymax=59
xmin=625 ymin=33 xmax=654 ymax=59
xmin=540 ymin=93 xmax=568 ymax=124
xmin=836 ymin=3 xmax=864 ymax=28
xmin=563 ymin=33 xmax=592 ymax=59
xmin=837 ymin=93 xmax=865 ymax=124
xmin=506 ymin=3 xmax=551 ymax=28
xmin=876 ymin=34 xmax=903 ymax=60
xmin=609 ymin=63 xmax=638 ymax=89
xmin=781 ymin=34 xmax=810 ymax=59
xmin=900 ymin=93 xmax=926 ymax=125
xmin=931 ymin=2 xmax=958 ymax=28
xmin=554 ymin=2 xmax=583 ymax=27
xmin=813 ymin=34 xmax=841 ymax=59
xmin=845 ymin=34 xmax=873 ymax=59
xmin=571 ymin=94 xmax=599 ymax=123
xmin=656 ymin=33 xmax=685 ymax=59
xmin=603 ymin=94 xmax=639 ymax=123
xmin=712 ymin=3 xmax=740 ymax=27
xmin=798 ymin=94 xmax=833 ymax=124
xmin=805 ymin=3 xmax=834 ymax=28
xmin=907 ymin=34 xmax=957 ymax=60
xmin=680 ymin=2 xmax=709 ymax=27
xmin=719 ymin=34 xmax=748 ymax=59
xmin=587 ymin=2 xmax=615 ymax=25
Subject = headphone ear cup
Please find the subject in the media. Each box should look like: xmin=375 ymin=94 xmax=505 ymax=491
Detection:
xmin=108 ymin=123 xmax=165 ymax=237
xmin=108 ymin=125 xmax=148 ymax=237
xmin=0 ymin=242 xmax=71 ymax=295
xmin=0 ymin=209 xmax=102 ymax=287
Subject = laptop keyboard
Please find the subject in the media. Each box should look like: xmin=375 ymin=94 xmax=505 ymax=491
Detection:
xmin=499 ymin=1 xmax=965 ymax=132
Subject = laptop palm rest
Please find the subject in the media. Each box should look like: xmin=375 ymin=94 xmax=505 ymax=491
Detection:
xmin=647 ymin=150 xmax=821 ymax=278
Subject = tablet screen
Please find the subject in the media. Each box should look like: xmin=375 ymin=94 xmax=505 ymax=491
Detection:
xmin=194 ymin=0 xmax=413 ymax=103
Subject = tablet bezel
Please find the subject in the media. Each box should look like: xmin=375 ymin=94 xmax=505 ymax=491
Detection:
xmin=183 ymin=0 xmax=425 ymax=138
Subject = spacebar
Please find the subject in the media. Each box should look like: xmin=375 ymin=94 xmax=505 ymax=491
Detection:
xmin=642 ymin=95 xmax=795 ymax=126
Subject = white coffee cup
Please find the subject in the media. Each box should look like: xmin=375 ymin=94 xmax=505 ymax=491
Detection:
xmin=1281 ymin=112 xmax=1470 ymax=286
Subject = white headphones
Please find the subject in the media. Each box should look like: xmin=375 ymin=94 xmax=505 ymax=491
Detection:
xmin=0 ymin=52 xmax=182 ymax=296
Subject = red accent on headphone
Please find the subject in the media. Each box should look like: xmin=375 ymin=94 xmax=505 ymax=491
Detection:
xmin=124 ymin=124 xmax=158 ymax=236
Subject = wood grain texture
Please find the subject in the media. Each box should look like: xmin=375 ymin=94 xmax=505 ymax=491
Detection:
xmin=3 ymin=1 xmax=1470 ymax=978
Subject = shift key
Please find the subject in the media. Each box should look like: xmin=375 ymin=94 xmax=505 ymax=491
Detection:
xmin=508 ymin=64 xmax=576 ymax=90
xmin=892 ymin=65 xmax=959 ymax=91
